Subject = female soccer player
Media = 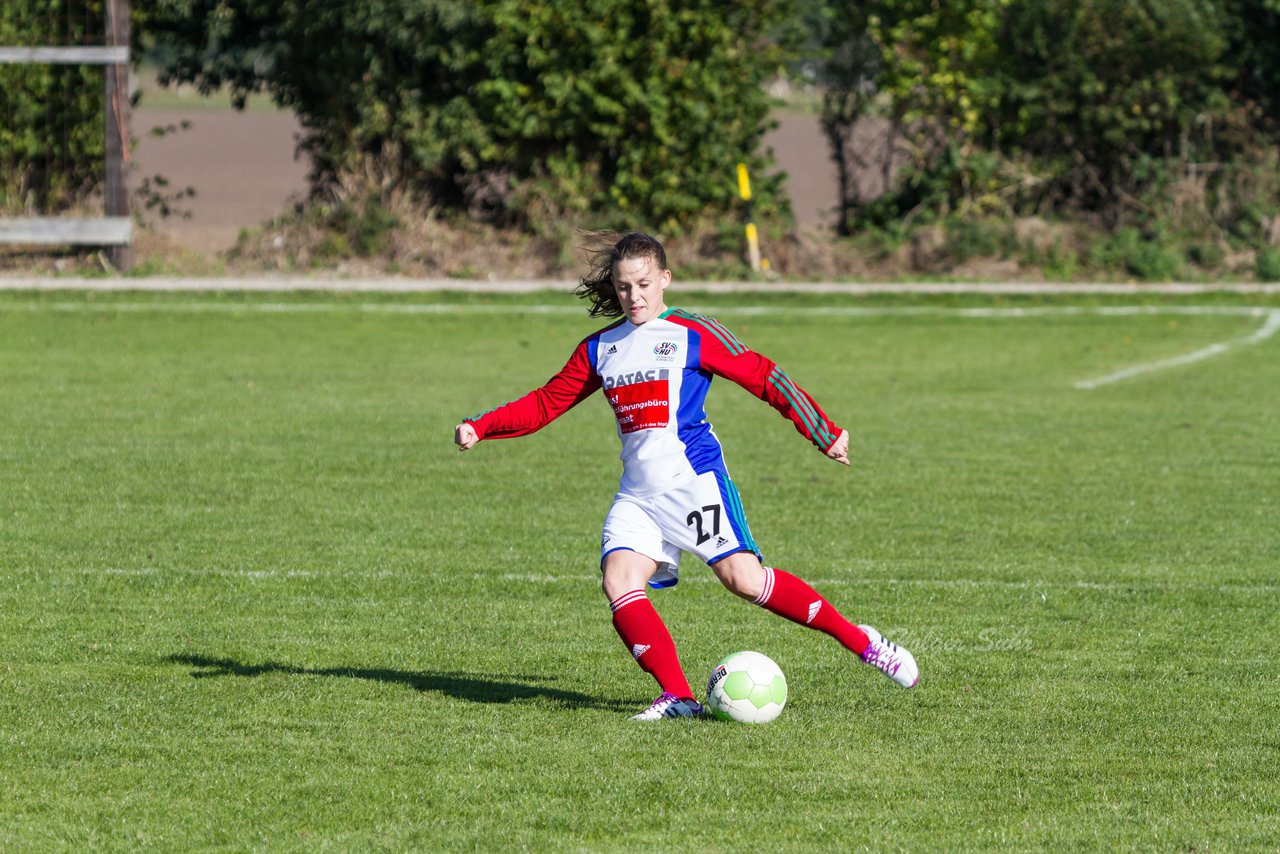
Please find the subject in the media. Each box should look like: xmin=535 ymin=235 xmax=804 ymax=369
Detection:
xmin=454 ymin=232 xmax=918 ymax=720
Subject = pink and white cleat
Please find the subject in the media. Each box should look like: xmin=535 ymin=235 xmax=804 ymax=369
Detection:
xmin=630 ymin=691 xmax=705 ymax=721
xmin=858 ymin=625 xmax=919 ymax=688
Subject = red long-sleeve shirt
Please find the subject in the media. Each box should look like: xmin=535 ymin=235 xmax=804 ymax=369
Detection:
xmin=466 ymin=308 xmax=842 ymax=496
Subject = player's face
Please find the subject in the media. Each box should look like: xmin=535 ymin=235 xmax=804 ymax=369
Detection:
xmin=612 ymin=255 xmax=671 ymax=325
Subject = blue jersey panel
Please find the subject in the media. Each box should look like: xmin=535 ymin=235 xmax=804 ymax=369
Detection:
xmin=685 ymin=324 xmax=702 ymax=373
xmin=586 ymin=334 xmax=601 ymax=375
xmin=677 ymin=368 xmax=724 ymax=474
xmin=674 ymin=328 xmax=726 ymax=474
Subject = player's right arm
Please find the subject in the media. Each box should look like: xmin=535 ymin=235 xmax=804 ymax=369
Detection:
xmin=454 ymin=339 xmax=601 ymax=451
xmin=667 ymin=312 xmax=846 ymax=461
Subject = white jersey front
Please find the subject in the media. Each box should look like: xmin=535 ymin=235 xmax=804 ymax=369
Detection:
xmin=590 ymin=315 xmax=719 ymax=497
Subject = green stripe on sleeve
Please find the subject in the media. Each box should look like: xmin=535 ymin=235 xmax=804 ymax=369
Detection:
xmin=701 ymin=316 xmax=749 ymax=354
xmin=772 ymin=368 xmax=832 ymax=443
xmin=672 ymin=309 xmax=748 ymax=355
xmin=768 ymin=370 xmax=834 ymax=446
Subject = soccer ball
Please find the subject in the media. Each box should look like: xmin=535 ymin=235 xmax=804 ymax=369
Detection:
xmin=705 ymin=651 xmax=787 ymax=724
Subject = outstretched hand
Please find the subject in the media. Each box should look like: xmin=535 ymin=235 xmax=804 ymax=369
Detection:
xmin=825 ymin=429 xmax=850 ymax=466
xmin=454 ymin=422 xmax=479 ymax=451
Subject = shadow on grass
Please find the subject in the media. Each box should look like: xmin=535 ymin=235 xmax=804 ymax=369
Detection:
xmin=165 ymin=653 xmax=633 ymax=712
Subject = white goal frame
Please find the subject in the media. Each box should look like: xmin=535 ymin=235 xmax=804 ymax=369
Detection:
xmin=0 ymin=0 xmax=132 ymax=268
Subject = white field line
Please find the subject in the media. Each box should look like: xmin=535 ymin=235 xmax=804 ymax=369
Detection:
xmin=1074 ymin=309 xmax=1280 ymax=390
xmin=491 ymin=572 xmax=1280 ymax=595
xmin=0 ymin=300 xmax=587 ymax=315
xmin=0 ymin=300 xmax=1273 ymax=318
xmin=3 ymin=276 xmax=1280 ymax=294
xmin=2 ymin=299 xmax=1276 ymax=388
xmin=22 ymin=565 xmax=1280 ymax=594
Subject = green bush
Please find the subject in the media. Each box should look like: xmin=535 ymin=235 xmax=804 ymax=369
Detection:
xmin=1256 ymin=247 xmax=1280 ymax=281
xmin=1126 ymin=241 xmax=1184 ymax=282
xmin=1187 ymin=241 xmax=1226 ymax=269
xmin=1039 ymin=244 xmax=1081 ymax=281
xmin=992 ymin=0 xmax=1231 ymax=216
xmin=944 ymin=217 xmax=1016 ymax=263
xmin=1226 ymin=0 xmax=1280 ymax=130
xmin=818 ymin=0 xmax=1280 ymax=251
xmin=0 ymin=0 xmax=106 ymax=213
xmin=137 ymin=0 xmax=792 ymax=233
xmin=1089 ymin=227 xmax=1184 ymax=281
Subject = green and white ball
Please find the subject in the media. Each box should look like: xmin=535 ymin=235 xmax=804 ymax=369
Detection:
xmin=705 ymin=651 xmax=787 ymax=724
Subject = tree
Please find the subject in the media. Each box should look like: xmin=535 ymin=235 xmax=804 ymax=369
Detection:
xmin=816 ymin=0 xmax=1275 ymax=232
xmin=1 ymin=0 xmax=106 ymax=213
xmin=991 ymin=0 xmax=1231 ymax=217
xmin=137 ymin=0 xmax=794 ymax=232
xmin=816 ymin=0 xmax=1011 ymax=231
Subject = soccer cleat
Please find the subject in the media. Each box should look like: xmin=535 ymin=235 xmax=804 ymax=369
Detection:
xmin=630 ymin=691 xmax=705 ymax=721
xmin=858 ymin=625 xmax=919 ymax=688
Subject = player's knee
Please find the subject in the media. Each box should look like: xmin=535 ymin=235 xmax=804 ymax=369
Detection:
xmin=601 ymin=571 xmax=626 ymax=600
xmin=723 ymin=573 xmax=761 ymax=600
xmin=601 ymin=553 xmax=653 ymax=600
xmin=601 ymin=573 xmax=624 ymax=600
xmin=714 ymin=557 xmax=763 ymax=600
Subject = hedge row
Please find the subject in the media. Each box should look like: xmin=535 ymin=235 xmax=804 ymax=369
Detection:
xmin=137 ymin=0 xmax=793 ymax=232
xmin=819 ymin=0 xmax=1280 ymax=243
xmin=0 ymin=0 xmax=105 ymax=213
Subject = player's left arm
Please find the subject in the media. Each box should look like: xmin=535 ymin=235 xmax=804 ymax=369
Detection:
xmin=690 ymin=316 xmax=850 ymax=465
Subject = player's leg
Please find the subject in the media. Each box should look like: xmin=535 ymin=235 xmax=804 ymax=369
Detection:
xmin=601 ymin=500 xmax=701 ymax=718
xmin=714 ymin=552 xmax=918 ymax=688
xmin=677 ymin=471 xmax=867 ymax=652
xmin=706 ymin=549 xmax=764 ymax=599
xmin=601 ymin=547 xmax=659 ymax=601
xmin=681 ymin=470 xmax=919 ymax=688
xmin=711 ymin=550 xmax=866 ymax=652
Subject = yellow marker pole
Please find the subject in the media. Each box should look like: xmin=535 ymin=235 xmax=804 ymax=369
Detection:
xmin=736 ymin=162 xmax=753 ymax=202
xmin=736 ymin=162 xmax=763 ymax=274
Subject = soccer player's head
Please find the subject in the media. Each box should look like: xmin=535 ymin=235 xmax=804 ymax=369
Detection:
xmin=575 ymin=231 xmax=670 ymax=318
xmin=611 ymin=232 xmax=668 ymax=274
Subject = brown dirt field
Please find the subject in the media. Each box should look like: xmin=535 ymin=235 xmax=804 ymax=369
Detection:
xmin=130 ymin=105 xmax=840 ymax=256
xmin=763 ymin=111 xmax=839 ymax=228
xmin=131 ymin=108 xmax=310 ymax=253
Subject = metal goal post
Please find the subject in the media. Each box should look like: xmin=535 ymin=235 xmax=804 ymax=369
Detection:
xmin=0 ymin=0 xmax=131 ymax=270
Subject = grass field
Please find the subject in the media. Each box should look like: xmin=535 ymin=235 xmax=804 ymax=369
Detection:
xmin=1 ymin=289 xmax=1278 ymax=851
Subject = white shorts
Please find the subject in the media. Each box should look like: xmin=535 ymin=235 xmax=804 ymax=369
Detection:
xmin=600 ymin=470 xmax=760 ymax=589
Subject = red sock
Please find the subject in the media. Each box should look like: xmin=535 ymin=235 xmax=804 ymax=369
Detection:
xmin=609 ymin=589 xmax=694 ymax=698
xmin=753 ymin=566 xmax=869 ymax=655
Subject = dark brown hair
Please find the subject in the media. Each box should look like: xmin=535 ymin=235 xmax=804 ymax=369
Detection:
xmin=574 ymin=231 xmax=669 ymax=317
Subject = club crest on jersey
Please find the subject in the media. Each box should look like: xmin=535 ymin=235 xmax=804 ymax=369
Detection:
xmin=653 ymin=341 xmax=678 ymax=356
